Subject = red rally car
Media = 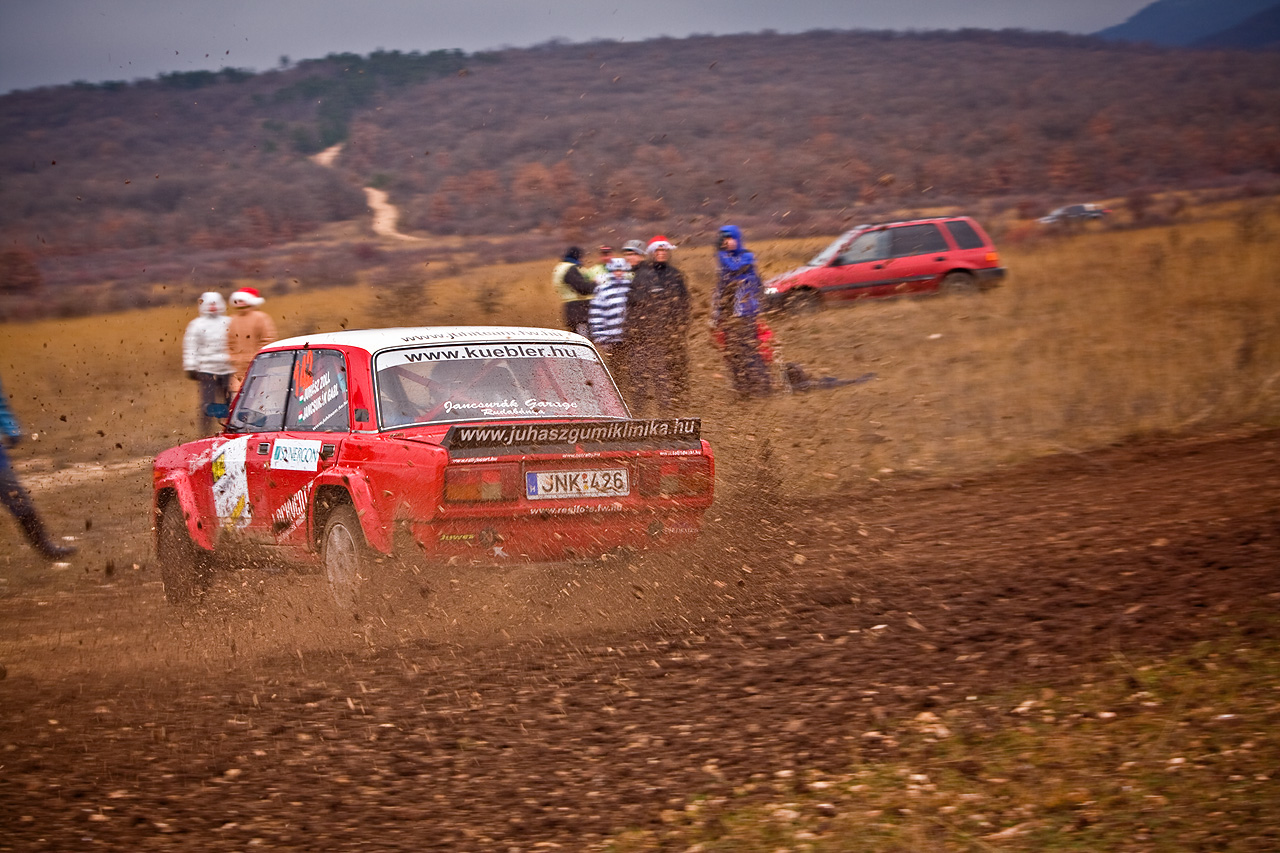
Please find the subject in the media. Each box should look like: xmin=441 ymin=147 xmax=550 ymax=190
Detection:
xmin=152 ymin=326 xmax=715 ymax=609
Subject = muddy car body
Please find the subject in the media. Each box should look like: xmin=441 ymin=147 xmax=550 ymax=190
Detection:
xmin=152 ymin=326 xmax=715 ymax=607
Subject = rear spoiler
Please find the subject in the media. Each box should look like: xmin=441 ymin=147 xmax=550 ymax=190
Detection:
xmin=442 ymin=418 xmax=702 ymax=456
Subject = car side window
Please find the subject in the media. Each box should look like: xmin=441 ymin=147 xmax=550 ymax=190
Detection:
xmin=835 ymin=231 xmax=887 ymax=265
xmin=888 ymin=224 xmax=949 ymax=258
xmin=229 ymin=351 xmax=294 ymax=433
xmin=286 ymin=349 xmax=350 ymax=432
xmin=944 ymin=220 xmax=985 ymax=250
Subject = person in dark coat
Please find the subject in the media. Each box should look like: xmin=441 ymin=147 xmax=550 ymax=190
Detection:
xmin=621 ymin=235 xmax=691 ymax=415
xmin=712 ymin=224 xmax=773 ymax=397
xmin=0 ymin=377 xmax=76 ymax=561
xmin=551 ymin=246 xmax=595 ymax=337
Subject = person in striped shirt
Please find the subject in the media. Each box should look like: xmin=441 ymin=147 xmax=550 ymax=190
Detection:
xmin=588 ymin=240 xmax=643 ymax=394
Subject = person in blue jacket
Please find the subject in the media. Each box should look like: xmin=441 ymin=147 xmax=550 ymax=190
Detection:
xmin=0 ymin=377 xmax=76 ymax=561
xmin=712 ymin=225 xmax=773 ymax=397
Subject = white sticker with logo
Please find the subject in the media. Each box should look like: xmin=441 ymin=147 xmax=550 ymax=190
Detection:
xmin=270 ymin=438 xmax=323 ymax=471
xmin=212 ymin=436 xmax=252 ymax=530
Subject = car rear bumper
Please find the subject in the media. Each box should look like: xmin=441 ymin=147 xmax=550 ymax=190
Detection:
xmin=407 ymin=509 xmax=706 ymax=563
xmin=975 ymin=267 xmax=1006 ymax=288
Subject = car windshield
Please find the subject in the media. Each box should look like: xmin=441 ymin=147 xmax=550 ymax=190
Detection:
xmin=808 ymin=227 xmax=865 ymax=266
xmin=373 ymin=340 xmax=629 ymax=428
xmin=798 ymin=227 xmax=849 ymax=263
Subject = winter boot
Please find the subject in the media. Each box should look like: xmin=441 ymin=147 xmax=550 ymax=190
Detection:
xmin=16 ymin=510 xmax=77 ymax=561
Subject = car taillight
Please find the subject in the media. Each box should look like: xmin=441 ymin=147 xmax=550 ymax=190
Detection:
xmin=985 ymin=251 xmax=1000 ymax=264
xmin=638 ymin=456 xmax=713 ymax=497
xmin=443 ymin=464 xmax=521 ymax=503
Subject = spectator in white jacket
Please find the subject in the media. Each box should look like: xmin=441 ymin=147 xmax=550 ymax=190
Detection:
xmin=183 ymin=292 xmax=234 ymax=435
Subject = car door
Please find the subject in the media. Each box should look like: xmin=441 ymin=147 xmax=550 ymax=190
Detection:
xmin=264 ymin=348 xmax=351 ymax=549
xmin=804 ymin=230 xmax=892 ymax=302
xmin=883 ymin=223 xmax=954 ymax=294
xmin=221 ymin=349 xmax=296 ymax=544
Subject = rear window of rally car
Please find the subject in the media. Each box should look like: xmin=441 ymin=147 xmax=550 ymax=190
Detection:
xmin=373 ymin=340 xmax=628 ymax=428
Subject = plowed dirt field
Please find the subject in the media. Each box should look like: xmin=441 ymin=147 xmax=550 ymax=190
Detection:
xmin=1 ymin=427 xmax=1278 ymax=850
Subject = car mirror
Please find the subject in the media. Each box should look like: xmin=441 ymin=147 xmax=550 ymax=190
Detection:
xmin=354 ymin=408 xmax=370 ymax=422
xmin=205 ymin=402 xmax=230 ymax=419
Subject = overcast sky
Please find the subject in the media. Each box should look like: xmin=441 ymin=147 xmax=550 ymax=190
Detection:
xmin=0 ymin=0 xmax=1152 ymax=94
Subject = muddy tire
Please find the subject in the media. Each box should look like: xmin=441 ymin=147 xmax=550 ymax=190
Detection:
xmin=322 ymin=504 xmax=373 ymax=614
xmin=158 ymin=506 xmax=212 ymax=605
xmin=786 ymin=289 xmax=822 ymax=315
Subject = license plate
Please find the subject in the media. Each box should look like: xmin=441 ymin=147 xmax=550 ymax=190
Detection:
xmin=526 ymin=468 xmax=629 ymax=499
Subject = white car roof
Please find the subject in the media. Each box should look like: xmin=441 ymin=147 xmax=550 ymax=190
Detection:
xmin=267 ymin=325 xmax=592 ymax=355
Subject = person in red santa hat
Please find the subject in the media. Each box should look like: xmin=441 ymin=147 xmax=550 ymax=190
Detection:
xmin=227 ymin=288 xmax=278 ymax=392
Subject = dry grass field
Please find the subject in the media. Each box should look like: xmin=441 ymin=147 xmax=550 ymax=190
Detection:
xmin=3 ymin=196 xmax=1277 ymax=495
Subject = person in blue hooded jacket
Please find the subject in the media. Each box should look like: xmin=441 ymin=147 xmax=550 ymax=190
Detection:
xmin=712 ymin=225 xmax=772 ymax=397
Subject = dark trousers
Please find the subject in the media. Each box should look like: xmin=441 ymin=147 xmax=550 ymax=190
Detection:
xmin=196 ymin=372 xmax=231 ymax=435
xmin=598 ymin=342 xmax=632 ymax=403
xmin=720 ymin=316 xmax=772 ymax=397
xmin=562 ymin=300 xmax=592 ymax=338
xmin=0 ymin=442 xmax=37 ymax=520
xmin=0 ymin=441 xmax=67 ymax=557
xmin=626 ymin=342 xmax=688 ymax=416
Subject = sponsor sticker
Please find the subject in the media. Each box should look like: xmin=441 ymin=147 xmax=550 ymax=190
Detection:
xmin=444 ymin=418 xmax=701 ymax=451
xmin=212 ymin=436 xmax=252 ymax=529
xmin=379 ymin=342 xmax=597 ymax=368
xmin=270 ymin=438 xmax=323 ymax=471
xmin=272 ymin=487 xmax=309 ymax=537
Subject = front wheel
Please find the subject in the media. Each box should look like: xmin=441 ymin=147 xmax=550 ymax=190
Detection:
xmin=786 ymin=289 xmax=822 ymax=315
xmin=158 ymin=505 xmax=212 ymax=604
xmin=322 ymin=504 xmax=372 ymax=614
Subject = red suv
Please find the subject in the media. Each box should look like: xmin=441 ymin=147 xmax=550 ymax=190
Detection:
xmin=765 ymin=216 xmax=1005 ymax=312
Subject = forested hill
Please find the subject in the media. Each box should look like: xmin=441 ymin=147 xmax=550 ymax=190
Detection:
xmin=2 ymin=28 xmax=1279 ymax=260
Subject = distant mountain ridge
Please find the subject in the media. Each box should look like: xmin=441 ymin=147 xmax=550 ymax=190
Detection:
xmin=1096 ymin=0 xmax=1280 ymax=47
xmin=1194 ymin=4 xmax=1280 ymax=47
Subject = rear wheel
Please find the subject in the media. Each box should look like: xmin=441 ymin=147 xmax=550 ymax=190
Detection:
xmin=158 ymin=505 xmax=212 ymax=604
xmin=786 ymin=289 xmax=822 ymax=315
xmin=322 ymin=504 xmax=371 ymax=614
xmin=941 ymin=271 xmax=977 ymax=295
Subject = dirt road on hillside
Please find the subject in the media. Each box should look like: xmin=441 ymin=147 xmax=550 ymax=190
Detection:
xmin=308 ymin=142 xmax=421 ymax=241
xmin=364 ymin=186 xmax=422 ymax=241
xmin=0 ymin=428 xmax=1277 ymax=850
